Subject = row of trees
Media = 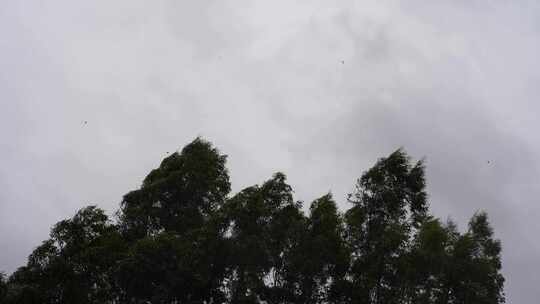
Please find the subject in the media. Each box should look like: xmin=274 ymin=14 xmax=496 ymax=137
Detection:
xmin=0 ymin=138 xmax=504 ymax=303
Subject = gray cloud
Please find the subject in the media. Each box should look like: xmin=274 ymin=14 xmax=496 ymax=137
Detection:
xmin=1 ymin=1 xmax=539 ymax=302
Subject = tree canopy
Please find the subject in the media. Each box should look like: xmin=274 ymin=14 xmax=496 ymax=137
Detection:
xmin=0 ymin=138 xmax=504 ymax=303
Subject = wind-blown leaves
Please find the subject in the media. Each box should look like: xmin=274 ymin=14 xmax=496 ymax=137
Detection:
xmin=0 ymin=139 xmax=504 ymax=304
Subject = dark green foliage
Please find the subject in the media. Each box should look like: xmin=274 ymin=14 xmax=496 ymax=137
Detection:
xmin=446 ymin=212 xmax=505 ymax=304
xmin=1 ymin=139 xmax=505 ymax=304
xmin=220 ymin=173 xmax=306 ymax=303
xmin=293 ymin=194 xmax=350 ymax=303
xmin=119 ymin=137 xmax=231 ymax=239
xmin=345 ymin=149 xmax=428 ymax=303
xmin=0 ymin=273 xmax=6 ymax=301
xmin=3 ymin=206 xmax=124 ymax=303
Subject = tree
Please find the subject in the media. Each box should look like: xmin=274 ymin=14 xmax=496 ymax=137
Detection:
xmin=0 ymin=273 xmax=7 ymax=302
xmin=116 ymin=138 xmax=232 ymax=303
xmin=345 ymin=149 xmax=428 ymax=304
xmin=405 ymin=217 xmax=452 ymax=303
xmin=294 ymin=194 xmax=350 ymax=304
xmin=4 ymin=206 xmax=123 ymax=304
xmin=445 ymin=212 xmax=505 ymax=304
xmin=1 ymin=139 xmax=505 ymax=304
xmin=221 ymin=173 xmax=306 ymax=304
xmin=119 ymin=137 xmax=231 ymax=239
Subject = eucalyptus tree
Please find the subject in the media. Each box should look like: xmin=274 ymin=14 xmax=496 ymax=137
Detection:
xmin=345 ymin=149 xmax=428 ymax=304
xmin=117 ymin=137 xmax=232 ymax=303
xmin=4 ymin=206 xmax=122 ymax=304
xmin=0 ymin=139 xmax=505 ymax=304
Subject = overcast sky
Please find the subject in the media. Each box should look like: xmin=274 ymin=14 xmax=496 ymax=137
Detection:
xmin=1 ymin=1 xmax=539 ymax=302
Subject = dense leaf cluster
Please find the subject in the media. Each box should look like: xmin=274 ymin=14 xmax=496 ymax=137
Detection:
xmin=0 ymin=138 xmax=504 ymax=303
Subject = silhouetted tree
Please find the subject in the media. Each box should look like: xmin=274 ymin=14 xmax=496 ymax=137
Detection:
xmin=220 ymin=173 xmax=305 ymax=304
xmin=445 ymin=212 xmax=505 ymax=304
xmin=4 ymin=206 xmax=123 ymax=303
xmin=0 ymin=273 xmax=7 ymax=302
xmin=294 ymin=194 xmax=350 ymax=303
xmin=0 ymin=139 xmax=505 ymax=304
xmin=119 ymin=137 xmax=230 ymax=239
xmin=345 ymin=149 xmax=428 ymax=304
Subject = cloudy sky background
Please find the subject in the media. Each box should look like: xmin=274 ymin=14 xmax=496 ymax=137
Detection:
xmin=1 ymin=1 xmax=539 ymax=302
